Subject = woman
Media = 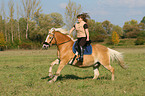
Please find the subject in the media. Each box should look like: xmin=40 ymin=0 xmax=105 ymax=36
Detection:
xmin=69 ymin=13 xmax=90 ymax=62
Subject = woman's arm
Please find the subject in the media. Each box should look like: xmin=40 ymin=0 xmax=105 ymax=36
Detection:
xmin=69 ymin=27 xmax=75 ymax=35
xmin=85 ymin=29 xmax=89 ymax=41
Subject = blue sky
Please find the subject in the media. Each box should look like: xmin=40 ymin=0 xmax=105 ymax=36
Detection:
xmin=1 ymin=0 xmax=145 ymax=27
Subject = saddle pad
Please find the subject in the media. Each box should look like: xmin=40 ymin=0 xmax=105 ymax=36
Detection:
xmin=72 ymin=42 xmax=92 ymax=55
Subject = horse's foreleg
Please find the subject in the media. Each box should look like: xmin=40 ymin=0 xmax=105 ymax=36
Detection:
xmin=48 ymin=59 xmax=60 ymax=78
xmin=49 ymin=60 xmax=68 ymax=83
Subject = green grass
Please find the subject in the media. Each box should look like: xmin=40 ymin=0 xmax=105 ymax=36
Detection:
xmin=0 ymin=48 xmax=145 ymax=96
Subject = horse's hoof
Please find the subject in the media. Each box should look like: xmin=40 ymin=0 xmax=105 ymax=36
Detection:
xmin=49 ymin=75 xmax=54 ymax=79
xmin=49 ymin=80 xmax=54 ymax=83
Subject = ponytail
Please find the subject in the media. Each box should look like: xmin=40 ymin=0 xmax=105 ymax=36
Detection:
xmin=77 ymin=13 xmax=90 ymax=23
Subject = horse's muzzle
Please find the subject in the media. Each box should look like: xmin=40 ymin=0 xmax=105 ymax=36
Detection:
xmin=42 ymin=42 xmax=51 ymax=49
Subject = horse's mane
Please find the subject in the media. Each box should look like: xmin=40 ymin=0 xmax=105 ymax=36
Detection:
xmin=49 ymin=28 xmax=75 ymax=41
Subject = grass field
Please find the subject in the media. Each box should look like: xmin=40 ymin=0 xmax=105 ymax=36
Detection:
xmin=0 ymin=47 xmax=145 ymax=96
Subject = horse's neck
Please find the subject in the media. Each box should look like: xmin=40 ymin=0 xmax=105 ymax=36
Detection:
xmin=55 ymin=32 xmax=71 ymax=43
xmin=55 ymin=31 xmax=73 ymax=50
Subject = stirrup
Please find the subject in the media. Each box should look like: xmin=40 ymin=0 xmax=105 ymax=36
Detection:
xmin=76 ymin=57 xmax=83 ymax=62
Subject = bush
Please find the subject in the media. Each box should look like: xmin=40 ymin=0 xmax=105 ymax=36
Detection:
xmin=91 ymin=35 xmax=106 ymax=42
xmin=0 ymin=32 xmax=6 ymax=51
xmin=135 ymin=37 xmax=144 ymax=45
xmin=126 ymin=32 xmax=138 ymax=38
xmin=19 ymin=43 xmax=32 ymax=49
xmin=111 ymin=31 xmax=120 ymax=45
xmin=138 ymin=31 xmax=145 ymax=37
xmin=106 ymin=36 xmax=113 ymax=45
xmin=95 ymin=35 xmax=106 ymax=42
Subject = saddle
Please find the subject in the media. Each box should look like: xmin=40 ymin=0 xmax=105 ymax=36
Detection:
xmin=72 ymin=41 xmax=92 ymax=55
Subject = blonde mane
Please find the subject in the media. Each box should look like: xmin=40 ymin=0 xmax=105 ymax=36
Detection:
xmin=49 ymin=28 xmax=75 ymax=41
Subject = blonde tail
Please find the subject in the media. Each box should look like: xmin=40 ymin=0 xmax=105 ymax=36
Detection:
xmin=108 ymin=48 xmax=128 ymax=69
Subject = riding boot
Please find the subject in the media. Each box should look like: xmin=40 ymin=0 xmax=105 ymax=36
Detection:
xmin=77 ymin=46 xmax=84 ymax=62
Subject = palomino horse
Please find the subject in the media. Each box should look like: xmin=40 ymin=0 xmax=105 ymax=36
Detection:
xmin=43 ymin=28 xmax=127 ymax=83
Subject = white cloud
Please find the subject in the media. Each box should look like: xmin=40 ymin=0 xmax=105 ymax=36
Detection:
xmin=59 ymin=3 xmax=67 ymax=9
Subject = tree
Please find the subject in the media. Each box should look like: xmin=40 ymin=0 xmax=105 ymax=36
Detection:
xmin=17 ymin=3 xmax=20 ymax=41
xmin=112 ymin=25 xmax=124 ymax=36
xmin=21 ymin=0 xmax=42 ymax=39
xmin=1 ymin=1 xmax=8 ymax=42
xmin=65 ymin=0 xmax=82 ymax=30
xmin=0 ymin=32 xmax=6 ymax=50
xmin=112 ymin=31 xmax=120 ymax=45
xmin=8 ymin=0 xmax=14 ymax=42
xmin=141 ymin=16 xmax=145 ymax=24
xmin=38 ymin=13 xmax=64 ymax=29
xmin=125 ymin=19 xmax=138 ymax=25
xmin=19 ymin=17 xmax=27 ymax=40
xmin=0 ymin=15 xmax=2 ymax=33
xmin=29 ymin=13 xmax=64 ymax=43
xmin=102 ymin=20 xmax=113 ymax=35
xmin=138 ymin=22 xmax=145 ymax=31
xmin=49 ymin=13 xmax=65 ymax=28
xmin=123 ymin=20 xmax=140 ymax=38
xmin=0 ymin=3 xmax=2 ymax=33
xmin=88 ymin=19 xmax=106 ymax=42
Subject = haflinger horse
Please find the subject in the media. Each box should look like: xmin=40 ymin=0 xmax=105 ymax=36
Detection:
xmin=42 ymin=28 xmax=127 ymax=83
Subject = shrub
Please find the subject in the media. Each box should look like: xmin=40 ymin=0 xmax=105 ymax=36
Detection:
xmin=112 ymin=31 xmax=120 ymax=45
xmin=138 ymin=31 xmax=145 ymax=37
xmin=135 ymin=37 xmax=144 ymax=45
xmin=19 ymin=43 xmax=32 ymax=49
xmin=126 ymin=32 xmax=138 ymax=38
xmin=0 ymin=32 xmax=6 ymax=51
xmin=95 ymin=35 xmax=106 ymax=42
xmin=106 ymin=36 xmax=113 ymax=45
xmin=91 ymin=34 xmax=106 ymax=42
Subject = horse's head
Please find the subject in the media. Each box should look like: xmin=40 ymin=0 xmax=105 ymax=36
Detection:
xmin=42 ymin=28 xmax=73 ymax=49
xmin=42 ymin=28 xmax=56 ymax=49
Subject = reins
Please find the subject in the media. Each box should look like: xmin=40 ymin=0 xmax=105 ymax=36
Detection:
xmin=55 ymin=38 xmax=72 ymax=46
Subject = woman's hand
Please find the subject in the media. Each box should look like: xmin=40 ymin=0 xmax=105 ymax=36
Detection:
xmin=86 ymin=38 xmax=89 ymax=41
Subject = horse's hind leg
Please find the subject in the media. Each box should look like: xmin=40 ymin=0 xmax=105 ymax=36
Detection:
xmin=100 ymin=59 xmax=114 ymax=80
xmin=49 ymin=59 xmax=60 ymax=78
xmin=93 ymin=62 xmax=101 ymax=79
xmin=103 ymin=63 xmax=114 ymax=80
xmin=105 ymin=65 xmax=114 ymax=80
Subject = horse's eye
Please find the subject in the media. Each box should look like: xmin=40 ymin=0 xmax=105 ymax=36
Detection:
xmin=49 ymin=37 xmax=52 ymax=39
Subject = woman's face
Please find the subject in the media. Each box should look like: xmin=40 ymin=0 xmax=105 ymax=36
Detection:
xmin=77 ymin=17 xmax=83 ymax=23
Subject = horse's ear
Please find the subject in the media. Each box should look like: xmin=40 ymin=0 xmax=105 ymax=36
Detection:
xmin=52 ymin=30 xmax=55 ymax=34
xmin=49 ymin=28 xmax=55 ymax=34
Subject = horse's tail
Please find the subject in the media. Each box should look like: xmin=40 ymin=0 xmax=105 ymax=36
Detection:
xmin=108 ymin=48 xmax=128 ymax=69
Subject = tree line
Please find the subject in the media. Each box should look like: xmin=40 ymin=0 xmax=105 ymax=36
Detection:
xmin=0 ymin=0 xmax=145 ymax=50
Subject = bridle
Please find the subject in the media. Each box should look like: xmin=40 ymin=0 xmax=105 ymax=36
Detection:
xmin=43 ymin=32 xmax=71 ymax=47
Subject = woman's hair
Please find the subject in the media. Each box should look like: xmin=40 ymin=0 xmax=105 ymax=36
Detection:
xmin=77 ymin=13 xmax=90 ymax=23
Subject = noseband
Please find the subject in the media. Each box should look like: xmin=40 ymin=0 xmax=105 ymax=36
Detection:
xmin=43 ymin=33 xmax=54 ymax=46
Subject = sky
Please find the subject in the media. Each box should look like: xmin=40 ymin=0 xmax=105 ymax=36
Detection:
xmin=1 ymin=0 xmax=145 ymax=27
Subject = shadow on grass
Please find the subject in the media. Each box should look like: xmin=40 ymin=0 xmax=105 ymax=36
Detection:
xmin=41 ymin=74 xmax=111 ymax=81
xmin=57 ymin=75 xmax=93 ymax=80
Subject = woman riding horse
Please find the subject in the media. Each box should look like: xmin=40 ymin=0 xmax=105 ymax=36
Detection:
xmin=69 ymin=13 xmax=90 ymax=62
xmin=42 ymin=28 xmax=127 ymax=83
